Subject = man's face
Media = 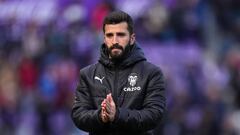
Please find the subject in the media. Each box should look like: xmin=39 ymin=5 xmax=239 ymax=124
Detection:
xmin=104 ymin=22 xmax=135 ymax=59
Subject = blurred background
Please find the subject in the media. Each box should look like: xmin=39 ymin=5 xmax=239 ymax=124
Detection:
xmin=0 ymin=0 xmax=239 ymax=135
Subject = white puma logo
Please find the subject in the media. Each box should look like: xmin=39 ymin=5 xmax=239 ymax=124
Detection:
xmin=94 ymin=76 xmax=105 ymax=84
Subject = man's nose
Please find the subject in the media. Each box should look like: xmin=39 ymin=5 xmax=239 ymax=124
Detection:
xmin=112 ymin=35 xmax=118 ymax=44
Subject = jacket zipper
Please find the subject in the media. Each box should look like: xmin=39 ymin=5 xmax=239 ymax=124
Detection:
xmin=113 ymin=68 xmax=119 ymax=105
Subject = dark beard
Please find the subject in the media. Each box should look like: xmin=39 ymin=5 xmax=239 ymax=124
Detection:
xmin=107 ymin=42 xmax=132 ymax=62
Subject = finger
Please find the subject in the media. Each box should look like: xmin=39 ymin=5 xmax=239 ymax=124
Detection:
xmin=101 ymin=113 xmax=108 ymax=123
xmin=101 ymin=99 xmax=107 ymax=107
xmin=105 ymin=98 xmax=110 ymax=105
xmin=105 ymin=101 xmax=112 ymax=114
xmin=102 ymin=99 xmax=106 ymax=104
xmin=101 ymin=102 xmax=106 ymax=107
xmin=108 ymin=94 xmax=113 ymax=102
xmin=101 ymin=106 xmax=106 ymax=111
xmin=103 ymin=114 xmax=109 ymax=121
xmin=106 ymin=93 xmax=111 ymax=99
xmin=106 ymin=95 xmax=115 ymax=110
xmin=101 ymin=102 xmax=107 ymax=113
xmin=102 ymin=110 xmax=109 ymax=118
xmin=102 ymin=104 xmax=107 ymax=112
xmin=105 ymin=103 xmax=111 ymax=113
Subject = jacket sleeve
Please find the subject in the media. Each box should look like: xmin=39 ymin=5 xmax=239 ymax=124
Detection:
xmin=113 ymin=68 xmax=166 ymax=132
xmin=71 ymin=70 xmax=108 ymax=132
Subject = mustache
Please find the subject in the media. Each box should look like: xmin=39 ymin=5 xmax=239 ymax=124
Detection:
xmin=109 ymin=43 xmax=123 ymax=50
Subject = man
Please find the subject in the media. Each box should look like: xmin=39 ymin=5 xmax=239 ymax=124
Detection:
xmin=71 ymin=11 xmax=166 ymax=135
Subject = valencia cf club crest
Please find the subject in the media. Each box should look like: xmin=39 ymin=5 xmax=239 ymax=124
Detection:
xmin=128 ymin=73 xmax=138 ymax=86
xmin=123 ymin=73 xmax=141 ymax=91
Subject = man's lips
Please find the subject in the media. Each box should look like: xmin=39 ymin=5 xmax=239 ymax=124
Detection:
xmin=112 ymin=48 xmax=121 ymax=51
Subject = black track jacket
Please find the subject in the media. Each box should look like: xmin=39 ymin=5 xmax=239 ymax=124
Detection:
xmin=71 ymin=43 xmax=166 ymax=135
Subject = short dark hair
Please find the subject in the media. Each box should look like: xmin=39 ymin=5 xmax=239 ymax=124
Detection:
xmin=103 ymin=11 xmax=134 ymax=34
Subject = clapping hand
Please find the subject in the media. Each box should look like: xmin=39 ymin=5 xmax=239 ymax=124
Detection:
xmin=100 ymin=93 xmax=116 ymax=123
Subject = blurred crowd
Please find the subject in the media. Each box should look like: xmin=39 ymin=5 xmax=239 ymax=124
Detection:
xmin=0 ymin=0 xmax=239 ymax=135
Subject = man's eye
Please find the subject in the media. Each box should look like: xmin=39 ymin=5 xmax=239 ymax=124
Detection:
xmin=118 ymin=33 xmax=126 ymax=37
xmin=106 ymin=34 xmax=113 ymax=38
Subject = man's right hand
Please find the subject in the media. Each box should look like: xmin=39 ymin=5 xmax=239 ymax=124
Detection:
xmin=100 ymin=93 xmax=117 ymax=123
xmin=105 ymin=94 xmax=116 ymax=122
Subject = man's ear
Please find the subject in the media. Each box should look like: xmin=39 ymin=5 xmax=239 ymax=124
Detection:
xmin=103 ymin=35 xmax=107 ymax=45
xmin=130 ymin=33 xmax=136 ymax=45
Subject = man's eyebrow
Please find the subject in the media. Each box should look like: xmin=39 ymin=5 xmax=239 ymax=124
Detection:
xmin=105 ymin=32 xmax=127 ymax=37
xmin=116 ymin=32 xmax=126 ymax=36
xmin=105 ymin=33 xmax=113 ymax=36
